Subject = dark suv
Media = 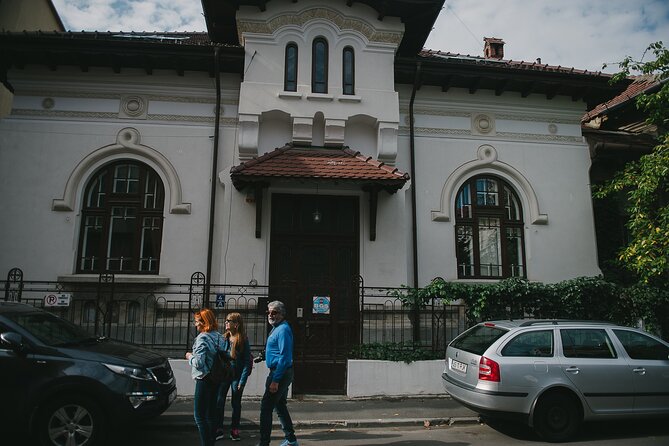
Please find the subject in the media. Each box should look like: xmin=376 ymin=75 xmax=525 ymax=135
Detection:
xmin=0 ymin=301 xmax=177 ymax=446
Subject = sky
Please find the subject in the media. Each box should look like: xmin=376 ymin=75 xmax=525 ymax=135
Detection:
xmin=51 ymin=0 xmax=669 ymax=73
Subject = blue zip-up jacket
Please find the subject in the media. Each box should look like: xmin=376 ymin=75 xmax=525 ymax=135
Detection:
xmin=265 ymin=320 xmax=293 ymax=382
xmin=189 ymin=330 xmax=227 ymax=380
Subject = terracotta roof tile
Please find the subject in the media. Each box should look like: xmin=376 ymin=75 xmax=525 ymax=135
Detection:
xmin=230 ymin=144 xmax=409 ymax=190
xmin=582 ymin=75 xmax=661 ymax=123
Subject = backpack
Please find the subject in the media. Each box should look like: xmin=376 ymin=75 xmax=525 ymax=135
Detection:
xmin=208 ymin=349 xmax=233 ymax=384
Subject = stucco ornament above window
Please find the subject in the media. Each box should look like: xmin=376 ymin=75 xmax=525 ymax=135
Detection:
xmin=431 ymin=145 xmax=548 ymax=225
xmin=236 ymin=7 xmax=403 ymax=45
xmin=52 ymin=127 xmax=191 ymax=214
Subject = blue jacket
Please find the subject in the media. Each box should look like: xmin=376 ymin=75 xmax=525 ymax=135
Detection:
xmin=224 ymin=337 xmax=252 ymax=386
xmin=189 ymin=330 xmax=227 ymax=380
xmin=265 ymin=320 xmax=293 ymax=382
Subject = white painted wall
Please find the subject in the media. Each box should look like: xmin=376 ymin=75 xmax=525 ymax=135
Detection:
xmin=346 ymin=359 xmax=446 ymax=398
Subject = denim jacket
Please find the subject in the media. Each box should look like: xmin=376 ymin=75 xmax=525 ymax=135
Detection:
xmin=189 ymin=330 xmax=227 ymax=380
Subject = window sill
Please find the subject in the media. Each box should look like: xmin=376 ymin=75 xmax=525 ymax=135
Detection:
xmin=306 ymin=93 xmax=334 ymax=101
xmin=338 ymin=95 xmax=361 ymax=103
xmin=58 ymin=274 xmax=170 ymax=284
xmin=278 ymin=91 xmax=303 ymax=99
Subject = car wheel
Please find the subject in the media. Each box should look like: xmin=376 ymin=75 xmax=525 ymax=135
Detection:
xmin=37 ymin=395 xmax=106 ymax=446
xmin=533 ymin=392 xmax=581 ymax=442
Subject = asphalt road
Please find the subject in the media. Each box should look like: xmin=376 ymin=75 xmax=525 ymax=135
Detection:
xmin=15 ymin=417 xmax=668 ymax=446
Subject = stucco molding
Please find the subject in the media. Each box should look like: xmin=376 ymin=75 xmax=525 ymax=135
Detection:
xmin=16 ymin=89 xmax=232 ymax=104
xmin=237 ymin=7 xmax=402 ymax=45
xmin=431 ymin=144 xmax=548 ymax=225
xmin=52 ymin=127 xmax=191 ymax=214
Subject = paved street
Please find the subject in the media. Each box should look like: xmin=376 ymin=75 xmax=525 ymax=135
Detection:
xmin=13 ymin=417 xmax=669 ymax=446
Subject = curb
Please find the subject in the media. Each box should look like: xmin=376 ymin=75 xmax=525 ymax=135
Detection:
xmin=145 ymin=416 xmax=481 ymax=431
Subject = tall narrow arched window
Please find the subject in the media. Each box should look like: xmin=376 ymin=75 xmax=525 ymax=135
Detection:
xmin=455 ymin=175 xmax=526 ymax=279
xmin=342 ymin=46 xmax=355 ymax=95
xmin=77 ymin=160 xmax=165 ymax=274
xmin=284 ymin=43 xmax=298 ymax=92
xmin=312 ymin=37 xmax=328 ymax=93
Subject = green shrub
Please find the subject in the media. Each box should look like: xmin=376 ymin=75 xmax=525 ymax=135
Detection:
xmin=349 ymin=342 xmax=443 ymax=363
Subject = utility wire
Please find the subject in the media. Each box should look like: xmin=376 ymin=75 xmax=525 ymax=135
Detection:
xmin=444 ymin=2 xmax=483 ymax=52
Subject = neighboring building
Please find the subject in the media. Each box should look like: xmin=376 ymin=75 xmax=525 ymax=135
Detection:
xmin=0 ymin=0 xmax=629 ymax=392
xmin=584 ymin=75 xmax=664 ymax=282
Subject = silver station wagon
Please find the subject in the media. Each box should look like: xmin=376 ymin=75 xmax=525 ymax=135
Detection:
xmin=442 ymin=320 xmax=669 ymax=442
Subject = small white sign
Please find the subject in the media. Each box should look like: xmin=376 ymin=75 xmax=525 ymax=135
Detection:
xmin=44 ymin=293 xmax=71 ymax=307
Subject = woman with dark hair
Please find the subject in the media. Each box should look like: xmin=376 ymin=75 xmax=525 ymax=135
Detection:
xmin=215 ymin=312 xmax=252 ymax=441
xmin=185 ymin=308 xmax=226 ymax=446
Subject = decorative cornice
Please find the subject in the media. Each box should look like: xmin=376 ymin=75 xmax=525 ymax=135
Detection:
xmin=10 ymin=109 xmax=239 ymax=126
xmin=398 ymin=125 xmax=583 ymax=143
xmin=404 ymin=107 xmax=580 ymax=125
xmin=15 ymin=89 xmax=238 ymax=105
xmin=237 ymin=7 xmax=402 ymax=45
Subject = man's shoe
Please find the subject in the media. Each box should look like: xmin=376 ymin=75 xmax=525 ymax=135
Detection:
xmin=229 ymin=429 xmax=241 ymax=441
xmin=215 ymin=429 xmax=225 ymax=441
xmin=279 ymin=440 xmax=299 ymax=446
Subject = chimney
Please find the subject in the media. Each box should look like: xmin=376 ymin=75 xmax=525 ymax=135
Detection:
xmin=483 ymin=37 xmax=505 ymax=60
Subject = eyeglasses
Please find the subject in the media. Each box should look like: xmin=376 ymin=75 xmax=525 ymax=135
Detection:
xmin=194 ymin=320 xmax=203 ymax=325
xmin=266 ymin=310 xmax=279 ymax=316
xmin=225 ymin=319 xmax=234 ymax=323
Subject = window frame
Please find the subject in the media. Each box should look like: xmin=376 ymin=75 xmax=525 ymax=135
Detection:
xmin=342 ymin=46 xmax=355 ymax=95
xmin=284 ymin=42 xmax=298 ymax=92
xmin=312 ymin=37 xmax=329 ymax=94
xmin=455 ymin=175 xmax=527 ymax=279
xmin=76 ymin=160 xmax=165 ymax=275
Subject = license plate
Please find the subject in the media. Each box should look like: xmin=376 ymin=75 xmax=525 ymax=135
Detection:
xmin=168 ymin=388 xmax=177 ymax=404
xmin=451 ymin=359 xmax=467 ymax=374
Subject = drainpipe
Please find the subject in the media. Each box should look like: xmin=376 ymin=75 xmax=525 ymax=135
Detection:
xmin=205 ymin=47 xmax=222 ymax=306
xmin=409 ymin=61 xmax=421 ymax=342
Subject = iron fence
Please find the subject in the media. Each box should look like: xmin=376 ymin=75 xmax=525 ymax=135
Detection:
xmin=4 ymin=268 xmax=466 ymax=358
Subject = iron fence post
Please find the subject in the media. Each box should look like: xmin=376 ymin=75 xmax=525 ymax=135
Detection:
xmin=4 ymin=267 xmax=24 ymax=302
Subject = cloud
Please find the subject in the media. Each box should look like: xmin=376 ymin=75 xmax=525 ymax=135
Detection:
xmin=52 ymin=0 xmax=206 ymax=32
xmin=425 ymin=0 xmax=669 ymax=72
xmin=51 ymin=0 xmax=668 ymax=73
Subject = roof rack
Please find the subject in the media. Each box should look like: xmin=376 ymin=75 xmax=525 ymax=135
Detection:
xmin=518 ymin=319 xmax=613 ymax=327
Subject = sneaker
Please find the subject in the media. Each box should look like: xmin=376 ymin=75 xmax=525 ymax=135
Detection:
xmin=279 ymin=440 xmax=299 ymax=446
xmin=215 ymin=429 xmax=225 ymax=441
xmin=229 ymin=429 xmax=241 ymax=441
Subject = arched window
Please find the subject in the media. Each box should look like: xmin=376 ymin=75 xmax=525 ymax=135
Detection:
xmin=342 ymin=46 xmax=355 ymax=95
xmin=77 ymin=160 xmax=165 ymax=274
xmin=284 ymin=43 xmax=298 ymax=92
xmin=455 ymin=175 xmax=526 ymax=279
xmin=312 ymin=37 xmax=328 ymax=93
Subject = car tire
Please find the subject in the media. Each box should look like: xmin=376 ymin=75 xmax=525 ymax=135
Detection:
xmin=37 ymin=395 xmax=106 ymax=446
xmin=533 ymin=392 xmax=581 ymax=442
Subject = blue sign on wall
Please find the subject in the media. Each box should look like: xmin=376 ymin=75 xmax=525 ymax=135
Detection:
xmin=215 ymin=293 xmax=226 ymax=308
xmin=312 ymin=295 xmax=330 ymax=314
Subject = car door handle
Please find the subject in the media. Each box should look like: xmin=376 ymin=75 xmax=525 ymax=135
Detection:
xmin=633 ymin=367 xmax=646 ymax=375
xmin=565 ymin=366 xmax=580 ymax=374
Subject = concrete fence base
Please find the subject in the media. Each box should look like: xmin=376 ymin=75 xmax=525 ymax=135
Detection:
xmin=170 ymin=359 xmax=445 ymax=398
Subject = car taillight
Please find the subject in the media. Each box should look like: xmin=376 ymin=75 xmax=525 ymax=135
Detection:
xmin=479 ymin=356 xmax=500 ymax=382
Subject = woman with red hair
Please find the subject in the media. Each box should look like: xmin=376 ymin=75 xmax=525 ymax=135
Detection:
xmin=186 ymin=308 xmax=226 ymax=446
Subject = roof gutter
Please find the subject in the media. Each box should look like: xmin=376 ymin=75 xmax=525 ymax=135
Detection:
xmin=205 ymin=46 xmax=222 ymax=305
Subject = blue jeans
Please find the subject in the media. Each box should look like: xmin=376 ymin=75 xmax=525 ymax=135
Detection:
xmin=193 ymin=377 xmax=220 ymax=446
xmin=259 ymin=368 xmax=296 ymax=446
xmin=217 ymin=378 xmax=244 ymax=430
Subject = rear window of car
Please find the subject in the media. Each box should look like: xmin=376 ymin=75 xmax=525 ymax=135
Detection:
xmin=450 ymin=324 xmax=508 ymax=355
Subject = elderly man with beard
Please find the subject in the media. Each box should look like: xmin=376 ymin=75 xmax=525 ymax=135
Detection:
xmin=256 ymin=300 xmax=298 ymax=446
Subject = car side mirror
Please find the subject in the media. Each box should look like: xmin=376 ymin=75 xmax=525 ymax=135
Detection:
xmin=0 ymin=332 xmax=24 ymax=352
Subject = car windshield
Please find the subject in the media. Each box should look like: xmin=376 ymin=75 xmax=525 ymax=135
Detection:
xmin=6 ymin=311 xmax=93 ymax=346
xmin=450 ymin=324 xmax=508 ymax=355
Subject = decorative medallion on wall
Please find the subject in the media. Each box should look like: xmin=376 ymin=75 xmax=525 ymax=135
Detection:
xmin=42 ymin=98 xmax=55 ymax=110
xmin=472 ymin=113 xmax=495 ymax=136
xmin=119 ymin=95 xmax=148 ymax=119
xmin=548 ymin=123 xmax=558 ymax=134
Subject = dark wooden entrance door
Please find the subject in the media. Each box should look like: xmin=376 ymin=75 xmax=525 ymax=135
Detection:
xmin=269 ymin=193 xmax=359 ymax=394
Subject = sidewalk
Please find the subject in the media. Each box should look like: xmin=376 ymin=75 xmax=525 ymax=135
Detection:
xmin=146 ymin=395 xmax=480 ymax=431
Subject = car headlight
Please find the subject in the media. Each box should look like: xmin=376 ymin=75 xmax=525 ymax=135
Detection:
xmin=104 ymin=363 xmax=154 ymax=381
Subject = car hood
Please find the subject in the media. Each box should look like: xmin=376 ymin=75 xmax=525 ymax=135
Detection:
xmin=58 ymin=339 xmax=167 ymax=367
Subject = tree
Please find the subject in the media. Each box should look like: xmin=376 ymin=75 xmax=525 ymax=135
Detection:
xmin=594 ymin=42 xmax=669 ymax=284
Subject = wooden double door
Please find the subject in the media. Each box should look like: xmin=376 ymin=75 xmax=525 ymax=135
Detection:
xmin=269 ymin=193 xmax=360 ymax=394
